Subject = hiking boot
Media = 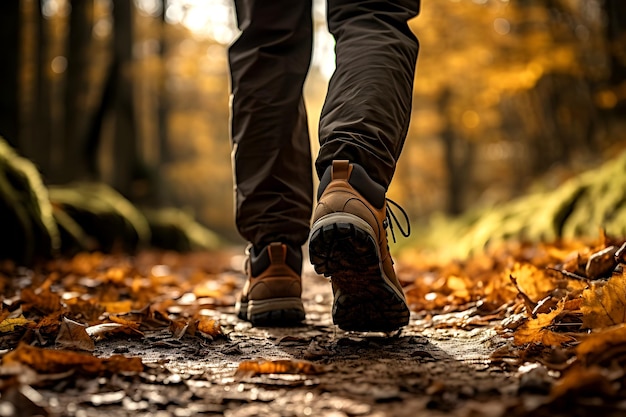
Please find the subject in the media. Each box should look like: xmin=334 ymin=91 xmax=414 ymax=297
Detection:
xmin=236 ymin=242 xmax=305 ymax=326
xmin=308 ymin=160 xmax=410 ymax=332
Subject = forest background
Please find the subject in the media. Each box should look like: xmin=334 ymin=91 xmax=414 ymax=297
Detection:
xmin=1 ymin=0 xmax=625 ymax=246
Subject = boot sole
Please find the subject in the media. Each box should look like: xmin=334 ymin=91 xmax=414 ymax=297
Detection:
xmin=237 ymin=298 xmax=305 ymax=327
xmin=309 ymin=213 xmax=410 ymax=332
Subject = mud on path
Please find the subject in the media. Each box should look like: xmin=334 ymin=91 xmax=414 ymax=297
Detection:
xmin=24 ymin=255 xmax=528 ymax=417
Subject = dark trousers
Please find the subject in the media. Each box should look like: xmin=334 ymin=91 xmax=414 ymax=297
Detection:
xmin=229 ymin=0 xmax=420 ymax=249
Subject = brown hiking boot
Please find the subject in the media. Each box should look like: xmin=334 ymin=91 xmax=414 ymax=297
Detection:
xmin=236 ymin=242 xmax=305 ymax=326
xmin=308 ymin=160 xmax=410 ymax=332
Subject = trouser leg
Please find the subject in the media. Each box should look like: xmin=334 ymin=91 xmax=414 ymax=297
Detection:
xmin=317 ymin=0 xmax=420 ymax=189
xmin=229 ymin=0 xmax=314 ymax=249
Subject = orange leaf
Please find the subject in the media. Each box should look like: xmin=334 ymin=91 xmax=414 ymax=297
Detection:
xmin=100 ymin=300 xmax=134 ymax=314
xmin=197 ymin=317 xmax=221 ymax=338
xmin=575 ymin=324 xmax=626 ymax=366
xmin=551 ymin=366 xmax=616 ymax=400
xmin=65 ymin=298 xmax=106 ymax=323
xmin=235 ymin=358 xmax=323 ymax=378
xmin=509 ymin=263 xmax=557 ymax=303
xmin=581 ymin=272 xmax=626 ymax=329
xmin=2 ymin=343 xmax=102 ymax=374
xmin=108 ymin=315 xmax=141 ymax=330
xmin=2 ymin=343 xmax=143 ymax=375
xmin=169 ymin=319 xmax=190 ymax=339
xmin=20 ymin=288 xmax=62 ymax=314
xmin=513 ymin=301 xmax=576 ymax=346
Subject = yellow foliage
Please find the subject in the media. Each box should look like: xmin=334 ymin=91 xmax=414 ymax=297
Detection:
xmin=0 ymin=316 xmax=33 ymax=333
xmin=513 ymin=300 xmax=576 ymax=346
xmin=581 ymin=271 xmax=626 ymax=329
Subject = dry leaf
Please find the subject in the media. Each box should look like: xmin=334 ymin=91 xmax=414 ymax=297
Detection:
xmin=581 ymin=272 xmax=626 ymax=329
xmin=169 ymin=319 xmax=190 ymax=339
xmin=108 ymin=315 xmax=141 ymax=329
xmin=509 ymin=263 xmax=557 ymax=303
xmin=551 ymin=366 xmax=616 ymax=399
xmin=2 ymin=343 xmax=143 ymax=375
xmin=197 ymin=317 xmax=222 ymax=338
xmin=0 ymin=316 xmax=33 ymax=333
xmin=65 ymin=298 xmax=105 ymax=323
xmin=513 ymin=301 xmax=576 ymax=346
xmin=575 ymin=324 xmax=626 ymax=366
xmin=235 ymin=358 xmax=323 ymax=379
xmin=20 ymin=288 xmax=62 ymax=314
xmin=55 ymin=317 xmax=95 ymax=351
xmin=100 ymin=300 xmax=134 ymax=314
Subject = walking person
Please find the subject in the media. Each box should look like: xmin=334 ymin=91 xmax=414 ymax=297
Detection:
xmin=229 ymin=0 xmax=420 ymax=332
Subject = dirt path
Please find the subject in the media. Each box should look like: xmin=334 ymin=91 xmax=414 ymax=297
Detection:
xmin=25 ymin=259 xmax=525 ymax=417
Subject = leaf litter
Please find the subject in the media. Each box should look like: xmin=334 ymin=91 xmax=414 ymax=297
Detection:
xmin=0 ymin=234 xmax=626 ymax=416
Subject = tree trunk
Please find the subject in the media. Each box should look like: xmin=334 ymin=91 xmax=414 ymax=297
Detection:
xmin=0 ymin=1 xmax=21 ymax=146
xmin=111 ymin=0 xmax=138 ymax=198
xmin=156 ymin=0 xmax=170 ymax=205
xmin=604 ymin=0 xmax=626 ymax=117
xmin=61 ymin=0 xmax=95 ymax=183
xmin=35 ymin=0 xmax=53 ymax=178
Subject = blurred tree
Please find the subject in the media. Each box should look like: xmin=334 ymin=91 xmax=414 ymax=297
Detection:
xmin=0 ymin=1 xmax=20 ymax=147
xmin=35 ymin=0 xmax=53 ymax=177
xmin=604 ymin=0 xmax=626 ymax=114
xmin=109 ymin=0 xmax=139 ymax=197
xmin=62 ymin=0 xmax=95 ymax=183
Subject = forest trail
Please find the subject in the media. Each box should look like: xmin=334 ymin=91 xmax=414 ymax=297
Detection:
xmin=5 ymin=244 xmax=626 ymax=417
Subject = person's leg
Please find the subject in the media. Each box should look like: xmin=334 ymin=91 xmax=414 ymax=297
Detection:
xmin=229 ymin=0 xmax=313 ymax=325
xmin=310 ymin=0 xmax=420 ymax=332
xmin=317 ymin=0 xmax=420 ymax=188
xmin=229 ymin=0 xmax=314 ymax=251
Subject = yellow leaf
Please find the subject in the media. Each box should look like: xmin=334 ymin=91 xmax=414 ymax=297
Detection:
xmin=513 ymin=301 xmax=576 ymax=346
xmin=551 ymin=366 xmax=615 ymax=400
xmin=0 ymin=316 xmax=33 ymax=333
xmin=509 ymin=263 xmax=557 ymax=303
xmin=575 ymin=324 xmax=626 ymax=366
xmin=100 ymin=300 xmax=134 ymax=314
xmin=581 ymin=272 xmax=626 ymax=329
xmin=235 ymin=359 xmax=323 ymax=379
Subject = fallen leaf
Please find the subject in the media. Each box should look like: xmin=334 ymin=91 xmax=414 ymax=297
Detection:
xmin=0 ymin=316 xmax=33 ymax=333
xmin=100 ymin=300 xmax=134 ymax=314
xmin=55 ymin=317 xmax=95 ymax=351
xmin=235 ymin=358 xmax=323 ymax=379
xmin=2 ymin=343 xmax=143 ymax=375
xmin=64 ymin=298 xmax=105 ymax=323
xmin=108 ymin=315 xmax=141 ymax=329
xmin=513 ymin=301 xmax=576 ymax=346
xmin=88 ymin=322 xmax=144 ymax=340
xmin=20 ymin=288 xmax=62 ymax=315
xmin=169 ymin=319 xmax=190 ymax=339
xmin=509 ymin=263 xmax=557 ymax=303
xmin=581 ymin=271 xmax=626 ymax=329
xmin=575 ymin=324 xmax=626 ymax=366
xmin=551 ymin=366 xmax=617 ymax=400
xmin=197 ymin=317 xmax=222 ymax=338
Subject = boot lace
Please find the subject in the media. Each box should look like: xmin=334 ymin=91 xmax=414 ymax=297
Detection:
xmin=383 ymin=198 xmax=411 ymax=243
